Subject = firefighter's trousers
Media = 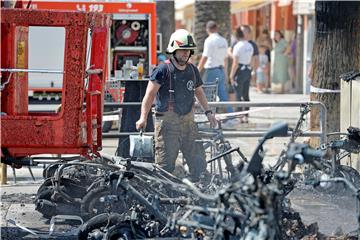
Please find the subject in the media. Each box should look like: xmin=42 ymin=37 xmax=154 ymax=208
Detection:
xmin=154 ymin=111 xmax=206 ymax=180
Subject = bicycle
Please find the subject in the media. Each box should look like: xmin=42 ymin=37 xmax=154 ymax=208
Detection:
xmin=197 ymin=120 xmax=248 ymax=182
xmin=272 ymin=103 xmax=312 ymax=171
xmin=302 ymin=126 xmax=360 ymax=194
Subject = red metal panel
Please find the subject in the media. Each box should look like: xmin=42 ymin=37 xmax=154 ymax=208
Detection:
xmin=87 ymin=20 xmax=111 ymax=152
xmin=1 ymin=8 xmax=110 ymax=158
xmin=1 ymin=23 xmax=15 ymax=114
xmin=1 ymin=9 xmax=88 ymax=157
xmin=0 ymin=24 xmax=28 ymax=115
xmin=14 ymin=26 xmax=29 ymax=115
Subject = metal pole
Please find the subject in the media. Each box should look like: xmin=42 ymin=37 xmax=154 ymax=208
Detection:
xmin=0 ymin=163 xmax=7 ymax=185
xmin=103 ymin=101 xmax=327 ymax=143
xmin=357 ymin=196 xmax=360 ymax=240
xmin=296 ymin=14 xmax=304 ymax=93
xmin=318 ymin=101 xmax=327 ymax=144
xmin=103 ymin=130 xmax=323 ymax=138
xmin=0 ymin=68 xmax=63 ymax=74
xmin=107 ymin=78 xmax=149 ymax=82
xmin=104 ymin=101 xmax=325 ymax=108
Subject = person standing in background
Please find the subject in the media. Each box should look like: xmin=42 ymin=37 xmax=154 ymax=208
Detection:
xmin=241 ymin=25 xmax=259 ymax=87
xmin=256 ymin=45 xmax=270 ymax=93
xmin=256 ymin=29 xmax=272 ymax=62
xmin=227 ymin=30 xmax=240 ymax=103
xmin=271 ymin=31 xmax=289 ymax=93
xmin=198 ymin=21 xmax=233 ymax=114
xmin=286 ymin=34 xmax=297 ymax=92
xmin=229 ymin=27 xmax=253 ymax=123
xmin=256 ymin=29 xmax=272 ymax=92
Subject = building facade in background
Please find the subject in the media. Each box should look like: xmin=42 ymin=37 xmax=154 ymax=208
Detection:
xmin=175 ymin=0 xmax=315 ymax=94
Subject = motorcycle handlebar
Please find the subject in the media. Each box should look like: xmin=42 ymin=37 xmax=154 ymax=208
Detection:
xmin=302 ymin=148 xmax=325 ymax=160
xmin=287 ymin=143 xmax=325 ymax=165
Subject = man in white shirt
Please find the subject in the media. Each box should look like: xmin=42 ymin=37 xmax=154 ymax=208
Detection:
xmin=198 ymin=21 xmax=232 ymax=113
xmin=230 ymin=27 xmax=254 ymax=123
xmin=241 ymin=25 xmax=259 ymax=86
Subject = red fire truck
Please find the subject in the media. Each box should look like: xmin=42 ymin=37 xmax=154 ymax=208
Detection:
xmin=1 ymin=4 xmax=110 ymax=166
xmin=28 ymin=0 xmax=158 ymax=104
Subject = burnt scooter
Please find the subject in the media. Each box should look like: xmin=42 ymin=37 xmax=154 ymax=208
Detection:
xmin=172 ymin=122 xmax=325 ymax=240
xmin=171 ymin=122 xmax=290 ymax=239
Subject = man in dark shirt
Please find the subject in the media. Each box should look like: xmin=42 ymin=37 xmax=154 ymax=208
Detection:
xmin=136 ymin=29 xmax=217 ymax=181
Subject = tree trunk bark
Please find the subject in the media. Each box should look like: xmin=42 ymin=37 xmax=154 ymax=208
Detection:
xmin=310 ymin=1 xmax=360 ymax=144
xmin=156 ymin=1 xmax=175 ymax=54
xmin=194 ymin=0 xmax=231 ymax=62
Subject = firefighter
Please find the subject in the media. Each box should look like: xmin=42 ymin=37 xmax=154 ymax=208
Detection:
xmin=136 ymin=29 xmax=217 ymax=181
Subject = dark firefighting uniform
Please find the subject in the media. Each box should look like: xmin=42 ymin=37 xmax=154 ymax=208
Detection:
xmin=150 ymin=60 xmax=206 ymax=180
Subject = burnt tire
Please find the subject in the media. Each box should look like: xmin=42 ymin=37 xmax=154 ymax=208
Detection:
xmin=37 ymin=177 xmax=87 ymax=197
xmin=35 ymin=186 xmax=58 ymax=218
xmin=80 ymin=186 xmax=127 ymax=219
xmin=105 ymin=221 xmax=148 ymax=240
xmin=338 ymin=165 xmax=360 ymax=188
xmin=35 ymin=178 xmax=85 ymax=218
xmin=78 ymin=213 xmax=124 ymax=240
xmin=42 ymin=164 xmax=60 ymax=179
xmin=35 ymin=186 xmax=81 ymax=218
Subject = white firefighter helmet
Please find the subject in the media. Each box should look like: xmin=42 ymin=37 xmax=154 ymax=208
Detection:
xmin=166 ymin=29 xmax=197 ymax=54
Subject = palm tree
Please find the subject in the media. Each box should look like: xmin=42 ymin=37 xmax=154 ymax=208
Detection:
xmin=310 ymin=1 xmax=360 ymax=142
xmin=156 ymin=1 xmax=175 ymax=54
xmin=193 ymin=0 xmax=231 ymax=59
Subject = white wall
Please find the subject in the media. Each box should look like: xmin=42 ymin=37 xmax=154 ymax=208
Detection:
xmin=341 ymin=79 xmax=360 ymax=169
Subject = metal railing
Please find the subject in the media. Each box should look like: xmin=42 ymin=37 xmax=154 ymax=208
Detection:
xmin=102 ymin=101 xmax=327 ymax=144
xmin=0 ymin=68 xmax=63 ymax=74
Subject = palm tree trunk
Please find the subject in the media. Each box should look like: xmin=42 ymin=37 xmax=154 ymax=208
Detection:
xmin=310 ymin=1 xmax=360 ymax=143
xmin=156 ymin=1 xmax=175 ymax=54
xmin=194 ymin=0 xmax=231 ymax=58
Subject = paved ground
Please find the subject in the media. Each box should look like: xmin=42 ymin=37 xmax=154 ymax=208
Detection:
xmin=1 ymin=88 xmax=357 ymax=239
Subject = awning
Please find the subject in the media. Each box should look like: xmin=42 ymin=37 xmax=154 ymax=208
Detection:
xmin=231 ymin=0 xmax=271 ymax=13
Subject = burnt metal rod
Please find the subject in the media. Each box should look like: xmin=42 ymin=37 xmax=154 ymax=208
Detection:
xmin=207 ymin=147 xmax=240 ymax=164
